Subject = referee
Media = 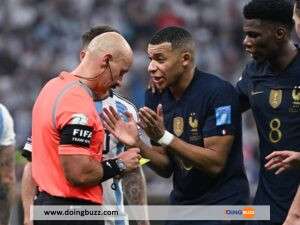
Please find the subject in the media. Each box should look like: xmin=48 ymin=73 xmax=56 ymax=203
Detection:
xmin=31 ymin=32 xmax=140 ymax=225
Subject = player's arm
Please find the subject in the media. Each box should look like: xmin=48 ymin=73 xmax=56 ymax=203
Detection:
xmin=137 ymin=141 xmax=173 ymax=178
xmin=167 ymin=135 xmax=233 ymax=175
xmin=139 ymin=84 xmax=240 ymax=176
xmin=283 ymin=186 xmax=300 ymax=225
xmin=139 ymin=107 xmax=233 ymax=176
xmin=0 ymin=145 xmax=15 ymax=225
xmin=21 ymin=138 xmax=37 ymax=225
xmin=21 ymin=162 xmax=37 ymax=225
xmin=0 ymin=105 xmax=16 ymax=225
xmin=122 ymin=162 xmax=150 ymax=225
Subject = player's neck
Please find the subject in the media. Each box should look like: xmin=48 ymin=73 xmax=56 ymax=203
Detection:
xmin=269 ymin=42 xmax=298 ymax=72
xmin=170 ymin=67 xmax=195 ymax=100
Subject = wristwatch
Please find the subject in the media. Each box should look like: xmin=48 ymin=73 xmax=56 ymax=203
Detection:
xmin=115 ymin=159 xmax=127 ymax=173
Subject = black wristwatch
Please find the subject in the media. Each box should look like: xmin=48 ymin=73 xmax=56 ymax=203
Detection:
xmin=115 ymin=159 xmax=127 ymax=173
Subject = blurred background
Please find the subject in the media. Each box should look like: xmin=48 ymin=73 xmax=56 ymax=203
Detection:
xmin=2 ymin=0 xmax=297 ymax=224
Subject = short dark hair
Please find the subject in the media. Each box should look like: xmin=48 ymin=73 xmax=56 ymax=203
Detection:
xmin=149 ymin=26 xmax=194 ymax=51
xmin=243 ymin=0 xmax=294 ymax=31
xmin=81 ymin=25 xmax=120 ymax=49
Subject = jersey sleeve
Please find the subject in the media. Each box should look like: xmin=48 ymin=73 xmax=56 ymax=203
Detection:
xmin=55 ymin=88 xmax=102 ymax=156
xmin=202 ymin=83 xmax=241 ymax=138
xmin=0 ymin=104 xmax=16 ymax=146
xmin=236 ymin=68 xmax=251 ymax=112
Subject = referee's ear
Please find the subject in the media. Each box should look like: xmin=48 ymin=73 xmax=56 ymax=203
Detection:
xmin=80 ymin=50 xmax=86 ymax=61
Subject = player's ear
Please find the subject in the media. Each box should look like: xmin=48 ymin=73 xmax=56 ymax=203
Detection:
xmin=275 ymin=26 xmax=287 ymax=41
xmin=181 ymin=51 xmax=192 ymax=67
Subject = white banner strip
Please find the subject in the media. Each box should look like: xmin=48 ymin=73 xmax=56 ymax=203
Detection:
xmin=32 ymin=205 xmax=270 ymax=221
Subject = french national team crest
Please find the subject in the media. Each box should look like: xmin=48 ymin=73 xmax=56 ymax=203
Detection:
xmin=292 ymin=86 xmax=300 ymax=104
xmin=269 ymin=89 xmax=282 ymax=109
xmin=173 ymin=117 xmax=184 ymax=137
xmin=188 ymin=112 xmax=198 ymax=131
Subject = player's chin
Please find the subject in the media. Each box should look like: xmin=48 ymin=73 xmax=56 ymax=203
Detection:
xmin=252 ymin=54 xmax=265 ymax=62
xmin=155 ymin=82 xmax=167 ymax=91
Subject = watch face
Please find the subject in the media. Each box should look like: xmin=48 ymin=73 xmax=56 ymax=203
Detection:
xmin=116 ymin=159 xmax=126 ymax=172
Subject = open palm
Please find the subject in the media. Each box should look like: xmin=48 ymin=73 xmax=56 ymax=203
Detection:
xmin=101 ymin=106 xmax=139 ymax=147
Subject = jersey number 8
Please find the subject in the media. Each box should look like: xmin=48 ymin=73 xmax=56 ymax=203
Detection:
xmin=269 ymin=118 xmax=282 ymax=144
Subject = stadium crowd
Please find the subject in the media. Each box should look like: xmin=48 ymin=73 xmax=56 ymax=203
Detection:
xmin=0 ymin=0 xmax=265 ymax=211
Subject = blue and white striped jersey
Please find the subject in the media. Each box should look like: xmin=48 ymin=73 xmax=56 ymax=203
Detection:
xmin=0 ymin=103 xmax=15 ymax=147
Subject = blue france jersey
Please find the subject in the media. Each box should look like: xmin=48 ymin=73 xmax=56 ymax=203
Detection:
xmin=145 ymin=69 xmax=249 ymax=205
xmin=236 ymin=54 xmax=300 ymax=223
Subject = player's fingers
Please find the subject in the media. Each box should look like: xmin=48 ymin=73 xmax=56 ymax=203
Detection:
xmin=264 ymin=157 xmax=276 ymax=168
xmin=275 ymin=165 xmax=290 ymax=175
xmin=137 ymin=120 xmax=146 ymax=129
xmin=282 ymin=156 xmax=293 ymax=164
xmin=109 ymin=106 xmax=120 ymax=120
xmin=102 ymin=120 xmax=116 ymax=137
xmin=265 ymin=151 xmax=281 ymax=160
xmin=265 ymin=156 xmax=282 ymax=168
xmin=139 ymin=111 xmax=152 ymax=125
xmin=143 ymin=107 xmax=157 ymax=118
xmin=127 ymin=147 xmax=140 ymax=154
xmin=140 ymin=108 xmax=157 ymax=125
xmin=103 ymin=107 xmax=118 ymax=125
xmin=137 ymin=153 xmax=142 ymax=160
xmin=265 ymin=162 xmax=284 ymax=171
xmin=275 ymin=167 xmax=285 ymax=175
xmin=124 ymin=111 xmax=134 ymax=121
xmin=157 ymin=104 xmax=163 ymax=118
xmin=100 ymin=112 xmax=115 ymax=130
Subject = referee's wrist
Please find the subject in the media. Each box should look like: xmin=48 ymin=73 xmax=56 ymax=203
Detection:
xmin=157 ymin=130 xmax=174 ymax=146
xmin=100 ymin=158 xmax=125 ymax=182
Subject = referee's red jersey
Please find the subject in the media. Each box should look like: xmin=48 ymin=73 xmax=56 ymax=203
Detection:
xmin=32 ymin=72 xmax=104 ymax=204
